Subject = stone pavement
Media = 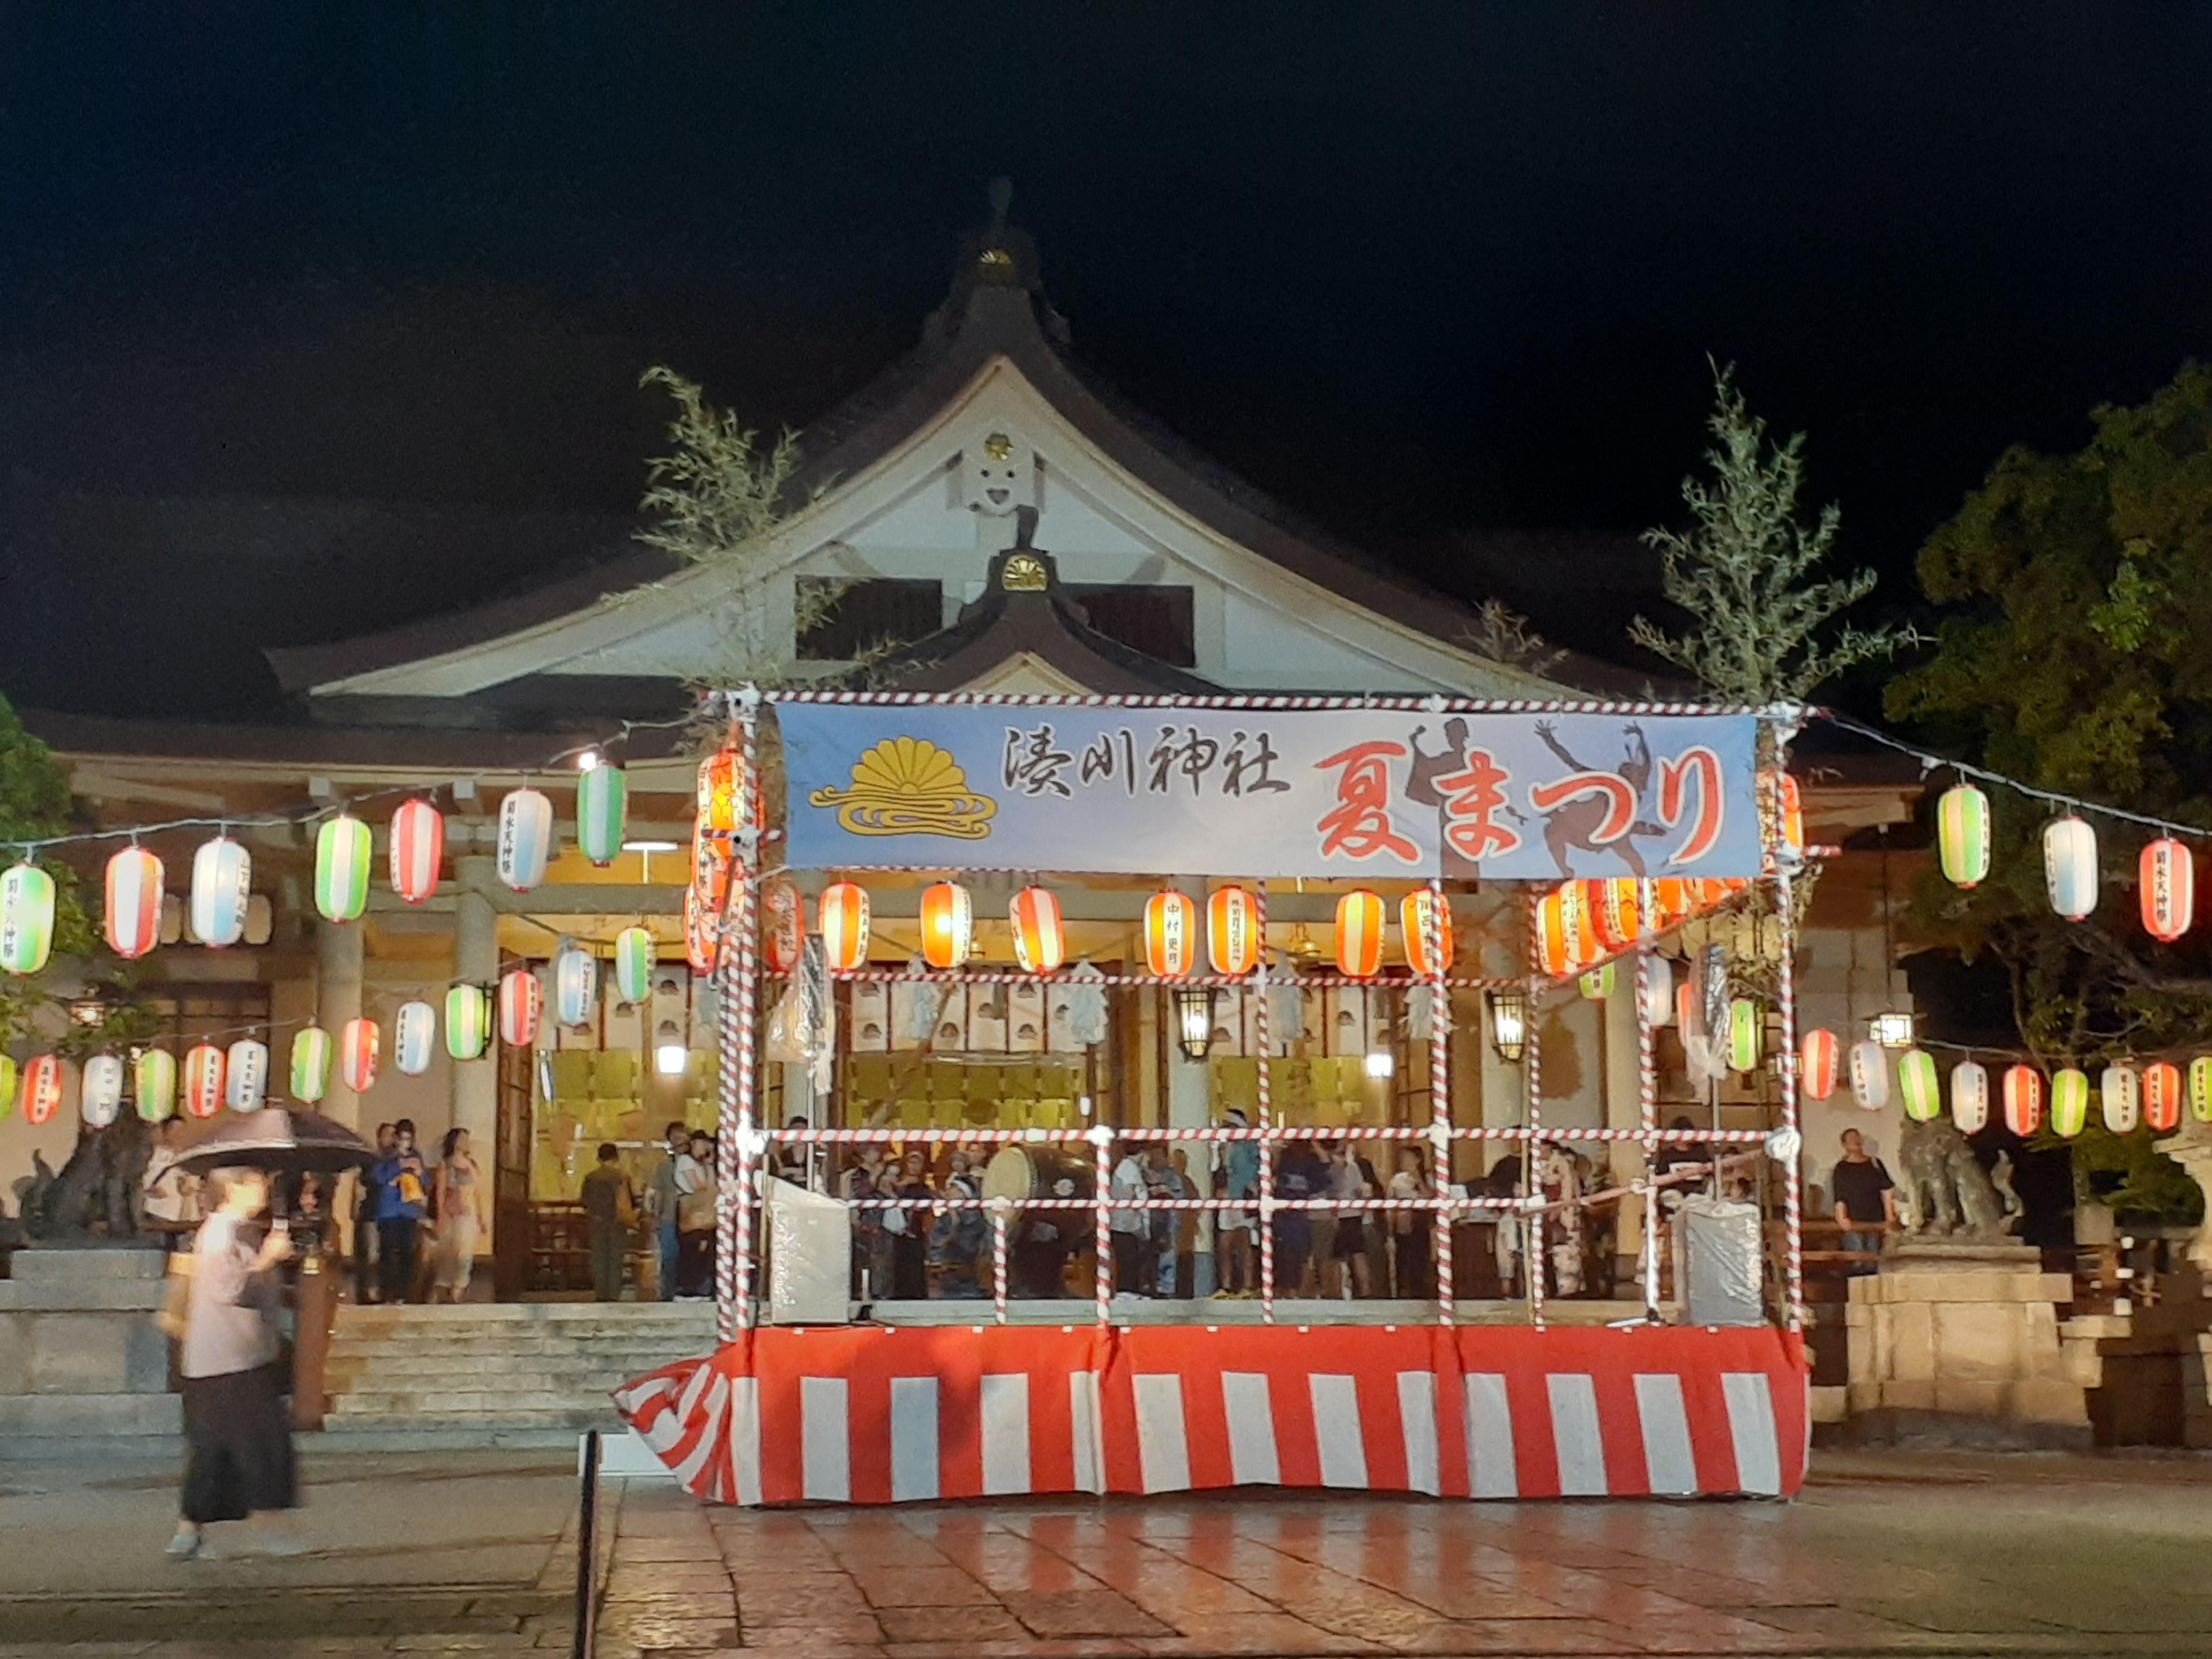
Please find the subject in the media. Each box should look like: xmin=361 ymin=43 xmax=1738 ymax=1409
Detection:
xmin=4 ymin=1447 xmax=2212 ymax=1656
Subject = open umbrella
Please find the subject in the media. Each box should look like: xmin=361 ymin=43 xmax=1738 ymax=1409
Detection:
xmin=173 ymin=1106 xmax=377 ymax=1177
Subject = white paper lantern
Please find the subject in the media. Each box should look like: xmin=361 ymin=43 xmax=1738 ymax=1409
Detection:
xmin=2043 ymin=815 xmax=2098 ymax=921
xmin=190 ymin=835 xmax=253 ymax=948
xmin=81 ymin=1055 xmax=124 ymax=1127
xmin=1849 ymin=1040 xmax=1890 ymax=1111
xmin=1950 ymin=1060 xmax=1989 ymax=1134
xmin=496 ymin=788 xmax=556 ymax=892
xmin=555 ymin=944 xmax=598 ymax=1027
xmin=225 ymin=1039 xmax=268 ymax=1111
xmin=394 ymin=1000 xmax=437 ymax=1075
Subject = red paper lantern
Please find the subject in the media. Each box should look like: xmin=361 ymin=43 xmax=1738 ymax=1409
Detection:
xmin=20 ymin=1053 xmax=63 ymax=1125
xmin=690 ymin=826 xmax=732 ymax=917
xmin=683 ymin=888 xmax=719 ymax=975
xmin=499 ymin=969 xmax=542 ymax=1049
xmin=1207 ymin=885 xmax=1262 ymax=976
xmin=1801 ymin=1028 xmax=1839 ymax=1101
xmin=390 ymin=798 xmax=444 ymax=904
xmin=340 ymin=1018 xmax=379 ymax=1094
xmin=697 ymin=750 xmax=744 ymax=836
xmin=1010 ymin=886 xmax=1065 ymax=974
xmin=2003 ymin=1065 xmax=2044 ymax=1137
xmin=1144 ymin=890 xmax=1198 ymax=978
xmin=2144 ymin=1060 xmax=2183 ymax=1132
xmin=1649 ymin=878 xmax=1693 ymax=930
xmin=1335 ymin=890 xmax=1386 ymax=978
xmin=2140 ymin=838 xmax=2194 ymax=943
xmin=104 ymin=845 xmax=164 ymax=960
xmin=1401 ymin=888 xmax=1453 ymax=977
xmin=1778 ymin=772 xmax=1805 ymax=851
xmin=818 ymin=882 xmax=870 ymax=972
xmin=182 ymin=1043 xmax=225 ymax=1119
xmin=1590 ymin=878 xmax=1644 ymax=952
xmin=1535 ymin=889 xmax=1573 ymax=978
xmin=761 ymin=877 xmax=804 ymax=976
xmin=920 ymin=881 xmax=972 ymax=969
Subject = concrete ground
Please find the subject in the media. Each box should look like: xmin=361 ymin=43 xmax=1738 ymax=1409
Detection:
xmin=2 ymin=1446 xmax=2209 ymax=1656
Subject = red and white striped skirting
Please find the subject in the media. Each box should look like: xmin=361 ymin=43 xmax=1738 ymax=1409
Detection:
xmin=612 ymin=1324 xmax=1807 ymax=1507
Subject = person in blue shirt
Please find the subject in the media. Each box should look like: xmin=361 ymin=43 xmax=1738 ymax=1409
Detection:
xmin=1215 ymin=1109 xmax=1260 ymax=1296
xmin=368 ymin=1118 xmax=429 ymax=1304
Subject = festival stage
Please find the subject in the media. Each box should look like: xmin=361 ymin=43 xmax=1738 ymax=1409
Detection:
xmin=612 ymin=1322 xmax=1808 ymax=1507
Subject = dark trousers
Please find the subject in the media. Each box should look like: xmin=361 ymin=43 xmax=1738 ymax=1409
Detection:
xmin=181 ymin=1364 xmax=296 ymax=1524
xmin=1393 ymin=1224 xmax=1432 ymax=1298
xmin=1110 ymin=1229 xmax=1151 ymax=1296
xmin=588 ymin=1219 xmax=625 ymax=1301
xmin=377 ymin=1217 xmax=419 ymax=1304
xmin=352 ymin=1210 xmax=377 ymax=1302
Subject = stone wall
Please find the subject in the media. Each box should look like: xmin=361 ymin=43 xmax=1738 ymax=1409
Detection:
xmin=0 ymin=1247 xmax=181 ymax=1446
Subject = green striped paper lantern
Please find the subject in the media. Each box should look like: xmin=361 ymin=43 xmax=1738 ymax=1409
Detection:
xmin=2191 ymin=1055 xmax=2212 ymax=1124
xmin=2051 ymin=1067 xmax=2090 ymax=1138
xmin=0 ymin=862 xmax=56 ymax=976
xmin=1728 ymin=998 xmax=1762 ymax=1072
xmin=290 ymin=1027 xmax=332 ymax=1103
xmin=1936 ymin=783 xmax=1991 ymax=888
xmin=613 ymin=926 xmax=655 ymax=1006
xmin=0 ymin=1055 xmax=14 ymax=1120
xmin=1899 ymin=1049 xmax=1942 ymax=1122
xmin=1578 ymin=962 xmax=1614 ymax=1002
xmin=445 ymin=984 xmax=491 ymax=1061
xmin=314 ymin=814 xmax=373 ymax=924
xmin=134 ymin=1048 xmax=175 ymax=1122
xmin=576 ymin=764 xmax=628 ymax=868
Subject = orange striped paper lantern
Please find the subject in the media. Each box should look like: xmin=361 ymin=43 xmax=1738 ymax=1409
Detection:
xmin=340 ymin=1018 xmax=379 ymax=1094
xmin=819 ymin=882 xmax=870 ymax=972
xmin=1778 ymin=772 xmax=1805 ymax=852
xmin=390 ymin=798 xmax=444 ymax=904
xmin=20 ymin=1053 xmax=63 ymax=1125
xmin=1648 ymin=878 xmax=1694 ymax=930
xmin=2140 ymin=838 xmax=2194 ymax=943
xmin=697 ymin=750 xmax=744 ymax=836
xmin=1591 ymin=878 xmax=1644 ymax=952
xmin=921 ymin=881 xmax=973 ymax=969
xmin=1335 ymin=890 xmax=1386 ymax=977
xmin=1401 ymin=888 xmax=1453 ymax=978
xmin=1143 ymin=890 xmax=1198 ymax=978
xmin=1010 ymin=886 xmax=1065 ymax=974
xmin=1536 ymin=889 xmax=1574 ymax=978
xmin=2144 ymin=1060 xmax=2183 ymax=1133
xmin=498 ymin=969 xmax=542 ymax=1049
xmin=683 ymin=888 xmax=719 ymax=975
xmin=104 ymin=845 xmax=165 ymax=960
xmin=1558 ymin=880 xmax=1600 ymax=965
xmin=1207 ymin=885 xmax=1262 ymax=976
xmin=1801 ymin=1028 xmax=1839 ymax=1101
xmin=2002 ymin=1065 xmax=2043 ymax=1137
xmin=182 ymin=1043 xmax=225 ymax=1119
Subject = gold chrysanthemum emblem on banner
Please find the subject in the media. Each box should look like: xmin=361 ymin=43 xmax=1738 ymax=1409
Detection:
xmin=808 ymin=737 xmax=999 ymax=839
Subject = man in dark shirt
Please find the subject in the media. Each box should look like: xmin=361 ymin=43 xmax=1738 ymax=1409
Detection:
xmin=1831 ymin=1128 xmax=1895 ymax=1273
xmin=580 ymin=1144 xmax=637 ymax=1302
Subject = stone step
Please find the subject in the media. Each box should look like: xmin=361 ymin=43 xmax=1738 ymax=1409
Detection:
xmin=325 ymin=1348 xmax=702 ymax=1377
xmin=327 ymin=1326 xmax=712 ymax=1350
xmin=325 ymin=1366 xmax=690 ymax=1397
xmin=333 ymin=1303 xmax=714 ymax=1327
xmin=322 ymin=1403 xmax=623 ymax=1430
xmin=303 ymin=1422 xmax=602 ymax=1451
xmin=331 ymin=1388 xmax=638 ymax=1414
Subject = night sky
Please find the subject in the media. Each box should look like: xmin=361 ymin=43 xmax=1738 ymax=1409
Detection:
xmin=5 ymin=4 xmax=2210 ymax=719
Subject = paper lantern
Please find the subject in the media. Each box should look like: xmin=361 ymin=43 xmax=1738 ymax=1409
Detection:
xmin=21 ymin=1053 xmax=63 ymax=1125
xmin=1849 ymin=1040 xmax=1890 ymax=1112
xmin=0 ymin=862 xmax=55 ymax=976
xmin=690 ymin=828 xmax=731 ymax=915
xmin=2100 ymin=1064 xmax=2139 ymax=1133
xmin=2140 ymin=837 xmax=2194 ymax=943
xmin=1209 ymin=886 xmax=1263 ymax=976
xmin=498 ymin=969 xmax=542 ymax=1048
xmin=0 ymin=1055 xmax=14 ymax=1120
xmin=1580 ymin=963 xmax=1615 ymax=1001
xmin=394 ymin=1001 xmax=436 ymax=1076
xmin=2192 ymin=1056 xmax=2212 ymax=1125
xmin=819 ymin=882 xmax=870 ymax=972
xmin=761 ymin=878 xmax=804 ymax=976
xmin=697 ymin=750 xmax=744 ymax=835
xmin=1535 ymin=890 xmax=1580 ymax=978
xmin=445 ymin=985 xmax=491 ymax=1062
xmin=313 ymin=813 xmax=373 ymax=924
xmin=290 ymin=1027 xmax=332 ymax=1103
xmin=103 ymin=846 xmax=165 ymax=960
xmin=1334 ymin=890 xmax=1386 ymax=978
xmin=1676 ymin=981 xmax=1703 ymax=1043
xmin=2143 ymin=1060 xmax=2181 ymax=1133
xmin=1728 ymin=999 xmax=1762 ymax=1072
xmin=1590 ymin=879 xmax=1643 ymax=952
xmin=555 ymin=944 xmax=598 ymax=1027
xmin=575 ymin=763 xmax=629 ymax=867
xmin=497 ymin=789 xmax=555 ymax=892
xmin=921 ymin=880 xmax=974 ymax=969
xmin=135 ymin=1049 xmax=175 ymax=1122
xmin=1801 ymin=1028 xmax=1838 ymax=1101
xmin=1143 ymin=889 xmax=1198 ymax=978
xmin=390 ymin=798 xmax=444 ymax=903
xmin=190 ymin=835 xmax=252 ymax=948
xmin=1649 ymin=878 xmax=1693 ymax=930
xmin=340 ymin=1018 xmax=379 ymax=1094
xmin=613 ymin=926 xmax=655 ymax=1005
xmin=2002 ymin=1065 xmax=2043 ymax=1137
xmin=182 ymin=1043 xmax=225 ymax=1119
xmin=1640 ymin=954 xmax=1675 ymax=1027
xmin=1777 ymin=772 xmax=1805 ymax=853
xmin=1937 ymin=783 xmax=1991 ymax=888
xmin=1399 ymin=888 xmax=1452 ymax=978
xmin=1558 ymin=881 xmax=1600 ymax=965
xmin=1898 ymin=1049 xmax=1940 ymax=1122
xmin=1950 ymin=1060 xmax=1989 ymax=1134
xmin=1011 ymin=886 xmax=1066 ymax=974
xmin=225 ymin=1039 xmax=268 ymax=1111
xmin=82 ymin=1055 xmax=123 ymax=1127
xmin=2043 ymin=815 xmax=2098 ymax=920
xmin=683 ymin=888 xmax=719 ymax=975
xmin=2051 ymin=1067 xmax=2090 ymax=1138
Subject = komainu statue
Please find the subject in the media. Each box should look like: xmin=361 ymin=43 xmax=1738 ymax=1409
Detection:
xmin=1896 ymin=1116 xmax=2020 ymax=1240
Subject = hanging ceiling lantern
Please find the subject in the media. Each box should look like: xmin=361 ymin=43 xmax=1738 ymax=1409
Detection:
xmin=1801 ymin=1028 xmax=1838 ymax=1101
xmin=2043 ymin=816 xmax=2098 ymax=921
xmin=1849 ymin=1040 xmax=1890 ymax=1112
xmin=697 ymin=750 xmax=744 ymax=836
xmin=497 ymin=788 xmax=556 ymax=893
xmin=575 ymin=763 xmax=629 ymax=867
xmin=340 ymin=1018 xmax=380 ymax=1094
xmin=1728 ymin=999 xmax=1762 ymax=1073
xmin=1589 ymin=879 xmax=1643 ymax=952
xmin=612 ymin=926 xmax=655 ymax=1006
xmin=2191 ymin=1056 xmax=2212 ymax=1125
xmin=225 ymin=1039 xmax=268 ymax=1112
xmin=1011 ymin=886 xmax=1066 ymax=974
xmin=1209 ymin=885 xmax=1263 ymax=976
xmin=389 ymin=798 xmax=444 ymax=904
xmin=1898 ymin=1049 xmax=1941 ymax=1122
xmin=313 ymin=813 xmax=373 ymax=924
xmin=290 ymin=1027 xmax=332 ymax=1103
xmin=761 ymin=878 xmax=804 ymax=977
xmin=2099 ymin=1064 xmax=2139 ymax=1134
xmin=1648 ymin=878 xmax=1693 ymax=931
xmin=2002 ymin=1065 xmax=2043 ymax=1137
xmin=1400 ymin=888 xmax=1452 ymax=978
xmin=190 ymin=835 xmax=252 ymax=949
xmin=2047 ymin=1067 xmax=2089 ymax=1137
xmin=82 ymin=1055 xmax=123 ymax=1128
xmin=0 ymin=861 xmax=56 ymax=976
xmin=1640 ymin=954 xmax=1675 ymax=1027
xmin=394 ymin=1001 xmax=437 ymax=1076
xmin=555 ymin=943 xmax=599 ymax=1027
xmin=1535 ymin=890 xmax=1575 ymax=979
xmin=1951 ymin=1060 xmax=1989 ymax=1134
xmin=499 ymin=969 xmax=543 ymax=1049
xmin=445 ymin=985 xmax=491 ymax=1062
xmin=2140 ymin=838 xmax=2195 ymax=943
xmin=819 ymin=882 xmax=870 ymax=972
xmin=135 ymin=1049 xmax=176 ymax=1122
xmin=921 ymin=880 xmax=974 ymax=969
xmin=2143 ymin=1060 xmax=2181 ymax=1133
xmin=182 ymin=1043 xmax=225 ymax=1119
xmin=1580 ymin=962 xmax=1616 ymax=1001
xmin=683 ymin=888 xmax=718 ymax=975
xmin=104 ymin=846 xmax=165 ymax=961
xmin=1334 ymin=890 xmax=1386 ymax=978
xmin=21 ymin=1053 xmax=63 ymax=1125
xmin=1937 ymin=783 xmax=1992 ymax=888
xmin=1143 ymin=889 xmax=1198 ymax=978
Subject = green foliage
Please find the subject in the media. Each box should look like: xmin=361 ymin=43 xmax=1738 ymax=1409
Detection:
xmin=1630 ymin=366 xmax=1911 ymax=705
xmin=0 ymin=694 xmax=96 ymax=1050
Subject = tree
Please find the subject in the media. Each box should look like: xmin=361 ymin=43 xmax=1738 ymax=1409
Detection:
xmin=0 ymin=694 xmax=91 ymax=1052
xmin=1631 ymin=367 xmax=1910 ymax=706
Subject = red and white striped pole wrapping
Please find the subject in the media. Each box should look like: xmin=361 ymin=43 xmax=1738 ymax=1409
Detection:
xmin=754 ymin=1123 xmax=1768 ymax=1146
xmin=989 ymin=1201 xmax=1010 ymax=1326
xmin=1426 ymin=877 xmax=1454 ymax=1327
xmin=1524 ymin=892 xmax=1546 ymax=1332
xmin=1092 ymin=1127 xmax=1113 ymax=1326
xmin=764 ymin=687 xmax=1776 ymax=717
xmin=714 ymin=699 xmax=761 ymax=1343
xmin=1636 ymin=879 xmax=1662 ymax=1321
xmin=1254 ymin=888 xmax=1276 ymax=1325
xmin=1768 ymin=732 xmax=1807 ymax=1332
